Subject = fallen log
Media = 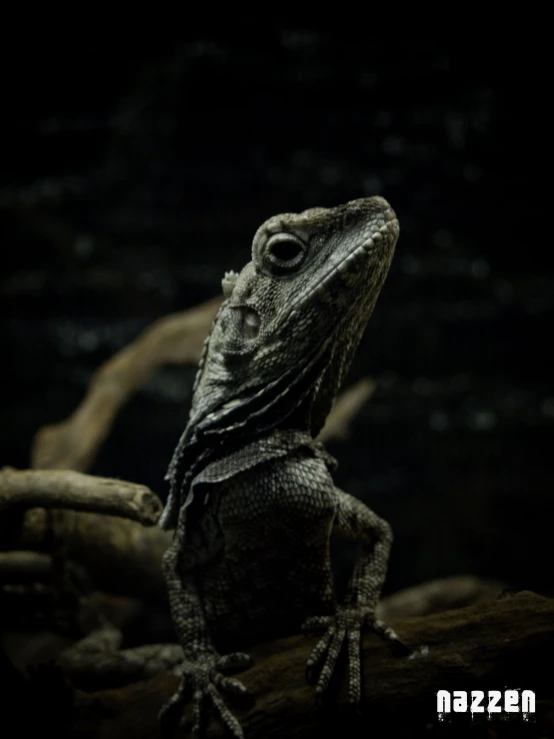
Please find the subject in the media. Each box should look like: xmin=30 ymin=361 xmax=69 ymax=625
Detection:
xmin=69 ymin=590 xmax=554 ymax=738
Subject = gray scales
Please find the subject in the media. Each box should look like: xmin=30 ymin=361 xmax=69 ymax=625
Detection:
xmin=159 ymin=196 xmax=408 ymax=737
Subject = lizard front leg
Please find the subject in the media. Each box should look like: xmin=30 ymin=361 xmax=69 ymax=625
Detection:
xmin=304 ymin=489 xmax=409 ymax=704
xmin=160 ymin=527 xmax=251 ymax=738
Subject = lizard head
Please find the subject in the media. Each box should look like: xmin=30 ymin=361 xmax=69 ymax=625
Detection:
xmin=191 ymin=195 xmax=398 ymax=435
xmin=162 ymin=196 xmax=398 ymax=528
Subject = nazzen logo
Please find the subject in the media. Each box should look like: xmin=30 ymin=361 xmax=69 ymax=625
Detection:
xmin=437 ymin=690 xmax=535 ymax=721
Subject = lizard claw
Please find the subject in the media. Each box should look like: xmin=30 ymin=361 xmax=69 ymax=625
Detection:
xmin=159 ymin=679 xmax=190 ymax=737
xmin=305 ymin=608 xmax=407 ymax=705
xmin=217 ymin=651 xmax=252 ymax=673
xmin=301 ymin=614 xmax=331 ymax=635
xmin=159 ymin=652 xmax=251 ymax=738
xmin=370 ymin=616 xmax=412 ymax=656
xmin=214 ymin=673 xmax=253 ymax=703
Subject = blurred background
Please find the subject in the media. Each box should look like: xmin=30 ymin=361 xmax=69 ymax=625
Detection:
xmin=2 ymin=32 xmax=551 ymax=598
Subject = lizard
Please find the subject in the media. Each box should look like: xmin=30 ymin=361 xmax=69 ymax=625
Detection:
xmin=159 ymin=195 xmax=405 ymax=737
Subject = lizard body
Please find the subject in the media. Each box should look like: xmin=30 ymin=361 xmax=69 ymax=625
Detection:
xmin=160 ymin=197 xmax=403 ymax=737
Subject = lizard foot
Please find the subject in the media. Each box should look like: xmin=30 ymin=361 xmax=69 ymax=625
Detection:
xmin=159 ymin=652 xmax=252 ymax=738
xmin=303 ymin=608 xmax=410 ymax=704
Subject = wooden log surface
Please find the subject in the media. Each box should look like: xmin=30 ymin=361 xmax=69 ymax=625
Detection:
xmin=68 ymin=591 xmax=553 ymax=738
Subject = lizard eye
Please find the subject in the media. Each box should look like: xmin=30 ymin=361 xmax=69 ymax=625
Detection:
xmin=263 ymin=233 xmax=307 ymax=275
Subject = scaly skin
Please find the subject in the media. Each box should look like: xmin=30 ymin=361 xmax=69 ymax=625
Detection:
xmin=160 ymin=197 xmax=405 ymax=737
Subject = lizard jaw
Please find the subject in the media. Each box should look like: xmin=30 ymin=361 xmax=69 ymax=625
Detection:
xmin=286 ymin=213 xmax=399 ymax=319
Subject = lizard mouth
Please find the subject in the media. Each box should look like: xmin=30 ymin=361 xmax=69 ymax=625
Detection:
xmin=285 ymin=213 xmax=399 ymax=319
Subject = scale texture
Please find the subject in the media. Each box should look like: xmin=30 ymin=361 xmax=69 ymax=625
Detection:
xmin=160 ymin=197 xmax=402 ymax=737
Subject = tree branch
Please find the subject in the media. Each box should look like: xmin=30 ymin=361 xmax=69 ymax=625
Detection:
xmin=0 ymin=467 xmax=162 ymax=525
xmin=318 ymin=378 xmax=375 ymax=443
xmin=0 ymin=551 xmax=54 ymax=582
xmin=10 ymin=507 xmax=171 ymax=600
xmin=31 ymin=296 xmax=223 ymax=472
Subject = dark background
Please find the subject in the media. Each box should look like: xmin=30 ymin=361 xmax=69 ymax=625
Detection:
xmin=2 ymin=33 xmax=551 ymax=597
